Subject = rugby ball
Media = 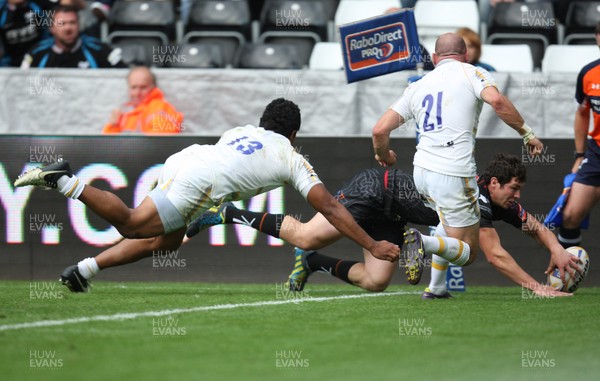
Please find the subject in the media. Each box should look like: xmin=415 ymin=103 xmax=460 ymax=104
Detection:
xmin=548 ymin=246 xmax=590 ymax=293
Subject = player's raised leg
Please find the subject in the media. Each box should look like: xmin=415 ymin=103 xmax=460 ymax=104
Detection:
xmin=15 ymin=160 xmax=167 ymax=238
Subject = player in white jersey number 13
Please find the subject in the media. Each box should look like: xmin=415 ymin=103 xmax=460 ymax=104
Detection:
xmin=14 ymin=98 xmax=400 ymax=292
xmin=372 ymin=33 xmax=544 ymax=298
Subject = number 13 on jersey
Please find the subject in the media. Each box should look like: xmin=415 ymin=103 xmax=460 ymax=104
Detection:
xmin=422 ymin=91 xmax=443 ymax=132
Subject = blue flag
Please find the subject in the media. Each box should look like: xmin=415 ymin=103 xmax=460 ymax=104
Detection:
xmin=339 ymin=9 xmax=421 ymax=84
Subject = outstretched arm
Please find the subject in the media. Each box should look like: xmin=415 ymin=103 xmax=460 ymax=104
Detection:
xmin=306 ymin=184 xmax=399 ymax=262
xmin=479 ymin=227 xmax=571 ymax=297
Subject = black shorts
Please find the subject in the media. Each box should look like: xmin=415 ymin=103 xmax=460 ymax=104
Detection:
xmin=357 ymin=219 xmax=406 ymax=246
xmin=335 ymin=168 xmax=439 ymax=245
xmin=575 ymin=139 xmax=600 ymax=187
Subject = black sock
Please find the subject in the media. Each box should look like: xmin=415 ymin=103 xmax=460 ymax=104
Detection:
xmin=224 ymin=208 xmax=282 ymax=238
xmin=558 ymin=226 xmax=581 ymax=249
xmin=306 ymin=252 xmax=359 ymax=285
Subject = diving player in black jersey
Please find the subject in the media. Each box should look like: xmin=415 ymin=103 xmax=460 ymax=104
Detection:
xmin=188 ymin=154 xmax=581 ymax=298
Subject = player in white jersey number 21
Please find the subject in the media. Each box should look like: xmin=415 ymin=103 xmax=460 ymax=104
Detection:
xmin=372 ymin=33 xmax=544 ymax=298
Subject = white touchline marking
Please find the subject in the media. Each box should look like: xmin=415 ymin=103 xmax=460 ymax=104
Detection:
xmin=0 ymin=291 xmax=417 ymax=332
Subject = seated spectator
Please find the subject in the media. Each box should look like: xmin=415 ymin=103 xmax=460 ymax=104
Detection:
xmin=103 ymin=66 xmax=184 ymax=135
xmin=0 ymin=0 xmax=83 ymax=67
xmin=20 ymin=5 xmax=124 ymax=68
xmin=456 ymin=27 xmax=496 ymax=71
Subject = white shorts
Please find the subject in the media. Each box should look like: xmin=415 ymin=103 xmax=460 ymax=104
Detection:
xmin=413 ymin=166 xmax=480 ymax=228
xmin=148 ymin=149 xmax=215 ymax=233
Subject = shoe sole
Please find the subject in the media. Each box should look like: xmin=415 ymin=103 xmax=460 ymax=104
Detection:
xmin=15 ymin=167 xmax=70 ymax=189
xmin=403 ymin=228 xmax=425 ymax=285
xmin=14 ymin=168 xmax=50 ymax=189
xmin=287 ymin=250 xmax=313 ymax=291
xmin=421 ymin=292 xmax=453 ymax=300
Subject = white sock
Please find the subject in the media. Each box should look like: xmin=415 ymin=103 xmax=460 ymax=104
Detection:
xmin=57 ymin=175 xmax=85 ymax=199
xmin=77 ymin=257 xmax=99 ymax=280
xmin=428 ymin=255 xmax=449 ymax=295
xmin=421 ymin=230 xmax=470 ymax=266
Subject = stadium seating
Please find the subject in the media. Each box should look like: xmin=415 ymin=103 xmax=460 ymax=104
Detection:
xmin=235 ymin=42 xmax=303 ymax=69
xmin=487 ymin=2 xmax=558 ymax=69
xmin=318 ymin=0 xmax=341 ymax=21
xmin=542 ymin=45 xmax=600 ymax=74
xmin=168 ymin=43 xmax=225 ymax=68
xmin=258 ymin=1 xmax=328 ymax=65
xmin=259 ymin=0 xmax=328 ymax=40
xmin=182 ymin=0 xmax=251 ymax=67
xmin=480 ymin=44 xmax=534 ymax=73
xmin=184 ymin=0 xmax=251 ymax=37
xmin=414 ymin=0 xmax=479 ymax=55
xmin=111 ymin=37 xmax=166 ymax=67
xmin=563 ymin=1 xmax=600 ymax=45
xmin=334 ymin=0 xmax=401 ymax=40
xmin=107 ymin=0 xmax=176 ymax=43
xmin=309 ymin=41 xmax=344 ymax=70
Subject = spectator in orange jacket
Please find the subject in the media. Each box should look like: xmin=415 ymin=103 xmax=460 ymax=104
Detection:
xmin=103 ymin=66 xmax=183 ymax=134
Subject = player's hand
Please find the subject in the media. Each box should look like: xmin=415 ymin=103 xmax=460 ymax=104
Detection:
xmin=370 ymin=240 xmax=400 ymax=262
xmin=525 ymin=137 xmax=544 ymax=156
xmin=571 ymin=157 xmax=584 ymax=174
xmin=375 ymin=150 xmax=397 ymax=167
xmin=545 ymin=248 xmax=583 ymax=283
xmin=533 ymin=284 xmax=573 ymax=297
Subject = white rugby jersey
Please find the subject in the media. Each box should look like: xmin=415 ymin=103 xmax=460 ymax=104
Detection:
xmin=391 ymin=59 xmax=496 ymax=177
xmin=183 ymin=125 xmax=321 ymax=202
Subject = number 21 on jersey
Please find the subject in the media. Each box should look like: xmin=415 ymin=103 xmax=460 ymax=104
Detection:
xmin=422 ymin=91 xmax=443 ymax=132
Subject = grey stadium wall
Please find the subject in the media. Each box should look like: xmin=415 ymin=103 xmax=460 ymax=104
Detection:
xmin=0 ymin=136 xmax=597 ymax=288
xmin=0 ymin=68 xmax=580 ymax=138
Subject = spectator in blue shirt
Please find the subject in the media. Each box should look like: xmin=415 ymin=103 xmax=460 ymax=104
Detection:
xmin=0 ymin=0 xmax=82 ymax=66
xmin=21 ymin=5 xmax=124 ymax=68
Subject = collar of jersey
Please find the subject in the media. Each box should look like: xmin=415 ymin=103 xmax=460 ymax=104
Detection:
xmin=436 ymin=58 xmax=460 ymax=67
xmin=52 ymin=37 xmax=82 ymax=54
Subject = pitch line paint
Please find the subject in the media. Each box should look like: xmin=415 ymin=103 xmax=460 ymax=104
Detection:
xmin=0 ymin=291 xmax=417 ymax=332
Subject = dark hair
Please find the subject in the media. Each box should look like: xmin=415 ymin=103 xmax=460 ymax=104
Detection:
xmin=481 ymin=153 xmax=527 ymax=186
xmin=596 ymin=21 xmax=600 ymax=35
xmin=259 ymin=98 xmax=301 ymax=138
xmin=52 ymin=5 xmax=79 ymax=18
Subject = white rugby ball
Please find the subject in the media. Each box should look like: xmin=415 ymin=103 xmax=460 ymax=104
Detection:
xmin=548 ymin=246 xmax=590 ymax=293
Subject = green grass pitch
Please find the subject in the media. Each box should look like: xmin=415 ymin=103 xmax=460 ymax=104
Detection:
xmin=1 ymin=281 xmax=599 ymax=381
